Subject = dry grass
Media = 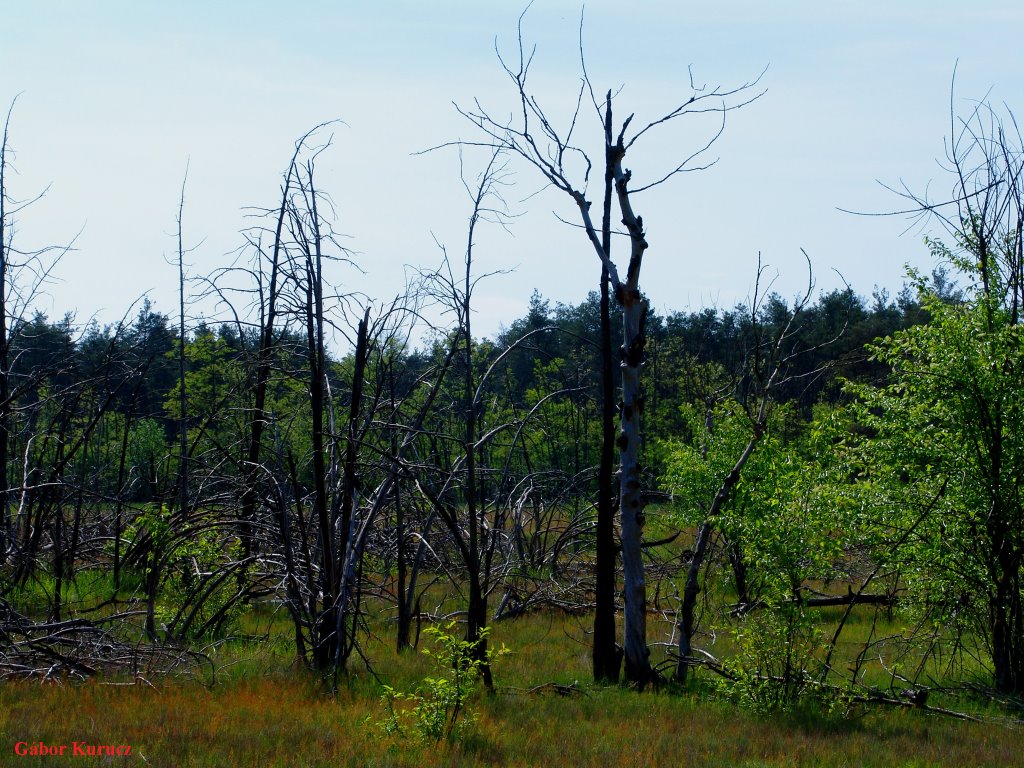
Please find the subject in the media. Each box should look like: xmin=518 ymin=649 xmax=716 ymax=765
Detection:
xmin=1 ymin=671 xmax=1020 ymax=767
xmin=1 ymin=610 xmax=1022 ymax=767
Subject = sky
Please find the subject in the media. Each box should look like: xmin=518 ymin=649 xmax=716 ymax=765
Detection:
xmin=2 ymin=1 xmax=1023 ymax=344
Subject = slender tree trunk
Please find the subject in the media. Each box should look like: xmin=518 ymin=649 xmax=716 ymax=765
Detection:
xmin=0 ymin=111 xmax=11 ymax=568
xmin=332 ymin=309 xmax=370 ymax=677
xmin=391 ymin=360 xmax=412 ymax=652
xmin=176 ymin=167 xmax=189 ymax=522
xmin=52 ymin=494 xmax=63 ymax=623
xmin=242 ymin=149 xmax=300 ymax=564
xmin=112 ymin=409 xmax=133 ymax=591
xmin=591 ymin=94 xmax=621 ymax=682
xmin=305 ymin=226 xmax=336 ymax=672
xmin=676 ymin=423 xmax=765 ymax=683
xmin=603 ymin=121 xmax=654 ymax=685
xmin=461 ymin=158 xmax=496 ymax=689
xmin=463 ymin=260 xmax=493 ymax=690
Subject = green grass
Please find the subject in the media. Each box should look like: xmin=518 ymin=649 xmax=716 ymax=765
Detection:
xmin=1 ymin=609 xmax=1022 ymax=767
xmin=4 ymin=567 xmax=145 ymax=615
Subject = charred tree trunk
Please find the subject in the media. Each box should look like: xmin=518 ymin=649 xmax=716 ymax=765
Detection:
xmin=302 ymin=189 xmax=337 ymax=674
xmin=241 ymin=140 xmax=304 ymax=564
xmin=592 ymin=94 xmax=621 ymax=683
xmin=332 ymin=308 xmax=370 ymax=676
xmin=454 ymin=20 xmax=759 ymax=682
xmin=462 ymin=189 xmax=493 ymax=690
xmin=390 ymin=359 xmax=412 ymax=652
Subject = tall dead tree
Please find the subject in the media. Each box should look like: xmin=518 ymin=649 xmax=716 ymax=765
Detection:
xmin=208 ymin=124 xmax=345 ymax=668
xmin=0 ymin=101 xmax=13 ymax=566
xmin=213 ymin=125 xmax=427 ymax=679
xmin=448 ymin=12 xmax=762 ymax=684
xmin=0 ymin=98 xmax=74 ymax=570
xmin=593 ymin=97 xmax=620 ymax=683
xmin=413 ymin=150 xmax=514 ymax=689
xmin=175 ymin=165 xmax=190 ymax=521
xmin=278 ymin=137 xmax=368 ymax=676
xmin=213 ymin=125 xmax=330 ymax=566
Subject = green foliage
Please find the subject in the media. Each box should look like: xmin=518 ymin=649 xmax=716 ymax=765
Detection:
xmin=663 ymin=402 xmax=857 ymax=604
xmin=126 ymin=504 xmax=244 ymax=640
xmin=845 ymin=247 xmax=1024 ymax=687
xmin=378 ymin=622 xmax=507 ymax=743
xmin=4 ymin=569 xmax=127 ymax=615
xmin=719 ymin=603 xmax=828 ymax=714
xmin=163 ymin=327 xmax=247 ymax=453
xmin=662 ymin=400 xmax=877 ymax=707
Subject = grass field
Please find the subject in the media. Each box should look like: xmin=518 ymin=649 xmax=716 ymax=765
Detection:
xmin=2 ymin=608 xmax=1022 ymax=768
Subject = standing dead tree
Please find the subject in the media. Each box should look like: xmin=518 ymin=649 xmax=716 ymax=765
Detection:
xmin=0 ymin=98 xmax=75 ymax=570
xmin=213 ymin=126 xmax=444 ymax=682
xmin=207 ymin=125 xmax=358 ymax=673
xmin=443 ymin=12 xmax=762 ymax=684
xmin=409 ymin=150 xmax=515 ymax=689
xmin=174 ymin=165 xmax=191 ymax=525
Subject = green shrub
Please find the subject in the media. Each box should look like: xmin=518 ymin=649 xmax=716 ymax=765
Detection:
xmin=721 ymin=603 xmax=822 ymax=714
xmin=378 ymin=621 xmax=507 ymax=743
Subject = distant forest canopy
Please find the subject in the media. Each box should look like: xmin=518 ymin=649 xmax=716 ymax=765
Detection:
xmin=7 ymin=267 xmax=955 ymax=501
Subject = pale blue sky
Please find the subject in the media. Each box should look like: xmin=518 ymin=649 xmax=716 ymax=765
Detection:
xmin=3 ymin=2 xmax=1023 ymax=338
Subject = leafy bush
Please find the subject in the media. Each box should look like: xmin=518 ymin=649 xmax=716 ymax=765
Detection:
xmin=378 ymin=621 xmax=507 ymax=743
xmin=720 ymin=603 xmax=822 ymax=713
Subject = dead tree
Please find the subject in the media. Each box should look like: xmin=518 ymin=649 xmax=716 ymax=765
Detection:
xmin=0 ymin=99 xmax=74 ymax=568
xmin=174 ymin=165 xmax=190 ymax=523
xmin=0 ymin=98 xmax=75 ymax=574
xmin=444 ymin=11 xmax=762 ymax=684
xmin=0 ymin=100 xmax=12 ymax=567
xmin=219 ymin=127 xmax=435 ymax=680
xmin=411 ymin=150 xmax=515 ymax=689
xmin=201 ymin=125 xmax=334 ymax=571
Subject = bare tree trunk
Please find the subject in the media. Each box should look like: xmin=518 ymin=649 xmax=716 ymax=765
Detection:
xmin=241 ymin=138 xmax=305 ymax=564
xmin=388 ymin=358 xmax=414 ymax=652
xmin=302 ymin=185 xmax=336 ymax=673
xmin=0 ymin=105 xmax=12 ymax=567
xmin=112 ymin=408 xmax=133 ymax=592
xmin=592 ymin=95 xmax=621 ymax=682
xmin=332 ymin=308 xmax=370 ymax=678
xmin=176 ymin=166 xmax=189 ymax=522
xmin=462 ymin=174 xmax=493 ymax=690
xmin=617 ymin=282 xmax=649 ymax=684
xmin=454 ymin=57 xmax=759 ymax=680
xmin=608 ymin=121 xmax=653 ymax=685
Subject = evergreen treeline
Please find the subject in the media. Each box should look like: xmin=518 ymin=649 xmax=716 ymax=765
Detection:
xmin=2 ymin=280 xmax=933 ymax=509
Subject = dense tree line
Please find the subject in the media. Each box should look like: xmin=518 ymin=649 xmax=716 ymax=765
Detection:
xmin=0 ymin=279 xmax=934 ymax=507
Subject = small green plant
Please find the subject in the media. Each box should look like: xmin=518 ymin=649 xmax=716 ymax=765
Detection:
xmin=378 ymin=621 xmax=507 ymax=743
xmin=721 ymin=603 xmax=821 ymax=714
